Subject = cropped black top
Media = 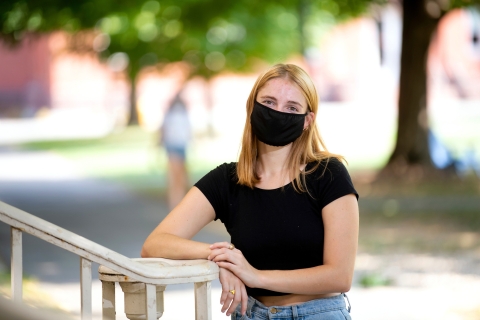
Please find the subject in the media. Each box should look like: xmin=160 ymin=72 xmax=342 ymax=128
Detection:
xmin=194 ymin=158 xmax=358 ymax=297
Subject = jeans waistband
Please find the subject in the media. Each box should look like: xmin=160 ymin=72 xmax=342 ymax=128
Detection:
xmin=244 ymin=294 xmax=348 ymax=318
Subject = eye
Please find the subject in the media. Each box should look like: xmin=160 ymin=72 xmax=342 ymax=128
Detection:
xmin=287 ymin=105 xmax=299 ymax=112
xmin=262 ymin=100 xmax=274 ymax=106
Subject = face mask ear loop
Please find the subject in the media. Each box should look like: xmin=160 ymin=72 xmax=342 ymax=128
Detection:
xmin=303 ymin=110 xmax=310 ymax=131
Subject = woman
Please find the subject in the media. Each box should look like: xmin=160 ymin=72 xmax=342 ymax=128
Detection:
xmin=141 ymin=64 xmax=359 ymax=319
xmin=159 ymin=90 xmax=191 ymax=210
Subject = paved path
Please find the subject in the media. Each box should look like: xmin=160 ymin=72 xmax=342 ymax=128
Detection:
xmin=1 ymin=147 xmax=480 ymax=319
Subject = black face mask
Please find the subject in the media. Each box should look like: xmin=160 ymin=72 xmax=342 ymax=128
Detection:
xmin=250 ymin=101 xmax=307 ymax=147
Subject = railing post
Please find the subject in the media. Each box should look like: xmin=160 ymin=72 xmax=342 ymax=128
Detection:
xmin=194 ymin=281 xmax=212 ymax=320
xmin=80 ymin=257 xmax=92 ymax=320
xmin=102 ymin=281 xmax=116 ymax=320
xmin=11 ymin=227 xmax=22 ymax=303
xmin=145 ymin=283 xmax=157 ymax=320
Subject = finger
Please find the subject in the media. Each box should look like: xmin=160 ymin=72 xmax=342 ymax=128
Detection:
xmin=209 ymin=242 xmax=225 ymax=248
xmin=210 ymin=242 xmax=230 ymax=249
xmin=213 ymin=248 xmax=242 ymax=259
xmin=211 ymin=252 xmax=239 ymax=264
xmin=210 ymin=248 xmax=232 ymax=256
xmin=216 ymin=261 xmax=233 ymax=269
xmin=212 ymin=253 xmax=232 ymax=263
xmin=221 ymin=290 xmax=235 ymax=313
xmin=208 ymin=248 xmax=230 ymax=261
xmin=241 ymin=286 xmax=248 ymax=315
xmin=221 ymin=290 xmax=233 ymax=313
xmin=220 ymin=281 xmax=230 ymax=305
xmin=209 ymin=248 xmax=228 ymax=258
xmin=226 ymin=287 xmax=241 ymax=316
xmin=219 ymin=273 xmax=234 ymax=311
xmin=220 ymin=289 xmax=228 ymax=305
xmin=216 ymin=262 xmax=238 ymax=275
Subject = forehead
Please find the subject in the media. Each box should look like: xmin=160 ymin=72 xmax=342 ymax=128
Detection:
xmin=257 ymin=78 xmax=307 ymax=105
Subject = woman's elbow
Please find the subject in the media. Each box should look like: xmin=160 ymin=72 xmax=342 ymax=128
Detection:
xmin=338 ymin=282 xmax=352 ymax=293
xmin=337 ymin=273 xmax=353 ymax=293
xmin=140 ymin=246 xmax=150 ymax=258
xmin=140 ymin=238 xmax=158 ymax=258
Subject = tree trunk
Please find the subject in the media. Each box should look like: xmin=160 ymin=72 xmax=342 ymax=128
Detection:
xmin=127 ymin=71 xmax=139 ymax=126
xmin=382 ymin=0 xmax=439 ymax=178
xmin=297 ymin=0 xmax=308 ymax=57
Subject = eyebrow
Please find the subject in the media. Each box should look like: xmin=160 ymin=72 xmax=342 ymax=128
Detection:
xmin=259 ymin=95 xmax=304 ymax=107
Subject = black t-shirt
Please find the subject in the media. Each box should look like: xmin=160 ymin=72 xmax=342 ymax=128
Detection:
xmin=194 ymin=158 xmax=358 ymax=297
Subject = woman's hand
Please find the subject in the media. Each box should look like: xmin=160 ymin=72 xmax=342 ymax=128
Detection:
xmin=208 ymin=242 xmax=262 ymax=289
xmin=218 ymin=267 xmax=248 ymax=316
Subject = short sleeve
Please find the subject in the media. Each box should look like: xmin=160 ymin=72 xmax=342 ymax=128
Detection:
xmin=194 ymin=163 xmax=233 ymax=223
xmin=316 ymin=158 xmax=358 ymax=210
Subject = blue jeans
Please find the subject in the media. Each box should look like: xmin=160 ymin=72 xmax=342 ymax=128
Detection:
xmin=232 ymin=294 xmax=351 ymax=320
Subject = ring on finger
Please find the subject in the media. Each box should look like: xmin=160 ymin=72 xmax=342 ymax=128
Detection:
xmin=229 ymin=289 xmax=235 ymax=295
xmin=228 ymin=243 xmax=235 ymax=250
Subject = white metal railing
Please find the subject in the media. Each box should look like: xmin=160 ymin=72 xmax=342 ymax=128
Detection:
xmin=0 ymin=200 xmax=219 ymax=320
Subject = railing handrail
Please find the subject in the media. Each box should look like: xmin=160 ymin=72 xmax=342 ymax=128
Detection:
xmin=0 ymin=201 xmax=217 ymax=285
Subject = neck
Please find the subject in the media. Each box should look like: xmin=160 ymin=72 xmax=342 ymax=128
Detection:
xmin=256 ymin=142 xmax=291 ymax=176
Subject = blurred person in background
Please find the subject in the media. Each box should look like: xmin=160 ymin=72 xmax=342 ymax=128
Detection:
xmin=143 ymin=64 xmax=359 ymax=319
xmin=159 ymin=88 xmax=191 ymax=210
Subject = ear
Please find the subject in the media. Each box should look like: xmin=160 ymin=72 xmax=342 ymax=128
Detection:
xmin=304 ymin=112 xmax=315 ymax=130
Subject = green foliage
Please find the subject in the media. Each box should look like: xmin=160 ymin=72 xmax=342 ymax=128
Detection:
xmin=448 ymin=0 xmax=480 ymax=10
xmin=0 ymin=0 xmax=383 ymax=80
xmin=358 ymin=272 xmax=393 ymax=288
xmin=2 ymin=0 xmax=479 ymax=81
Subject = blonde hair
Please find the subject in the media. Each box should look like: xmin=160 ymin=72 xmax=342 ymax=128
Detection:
xmin=237 ymin=63 xmax=343 ymax=192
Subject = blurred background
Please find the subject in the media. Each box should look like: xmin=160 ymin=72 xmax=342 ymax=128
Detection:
xmin=0 ymin=0 xmax=479 ymax=319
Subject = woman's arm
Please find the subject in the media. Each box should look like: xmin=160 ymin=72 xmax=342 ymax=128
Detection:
xmin=210 ymin=194 xmax=359 ymax=294
xmin=141 ymin=186 xmax=216 ymax=259
xmin=141 ymin=186 xmax=249 ymax=316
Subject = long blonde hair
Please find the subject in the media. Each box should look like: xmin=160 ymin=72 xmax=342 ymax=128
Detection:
xmin=237 ymin=63 xmax=343 ymax=192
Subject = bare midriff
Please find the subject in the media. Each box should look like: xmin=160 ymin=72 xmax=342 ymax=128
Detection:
xmin=254 ymin=292 xmax=340 ymax=307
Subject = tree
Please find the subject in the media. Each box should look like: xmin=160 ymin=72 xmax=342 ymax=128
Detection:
xmin=5 ymin=0 xmax=475 ymax=179
xmin=382 ymin=0 xmax=480 ymax=180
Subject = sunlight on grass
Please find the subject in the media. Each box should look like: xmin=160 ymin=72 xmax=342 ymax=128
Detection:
xmin=20 ymin=126 xmax=237 ymax=196
xmin=0 ymin=272 xmax=67 ymax=314
xmin=23 ymin=127 xmax=161 ymax=177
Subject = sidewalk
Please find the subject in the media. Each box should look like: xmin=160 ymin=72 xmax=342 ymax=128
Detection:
xmin=0 ymin=109 xmax=115 ymax=145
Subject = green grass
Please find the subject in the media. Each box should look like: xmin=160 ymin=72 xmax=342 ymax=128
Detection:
xmin=355 ymin=176 xmax=480 ymax=254
xmin=20 ymin=126 xmax=231 ymax=197
xmin=22 ymin=126 xmax=162 ymax=178
xmin=358 ymin=272 xmax=393 ymax=288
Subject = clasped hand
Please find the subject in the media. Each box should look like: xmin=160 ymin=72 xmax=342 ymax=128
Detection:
xmin=208 ymin=242 xmax=261 ymax=316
